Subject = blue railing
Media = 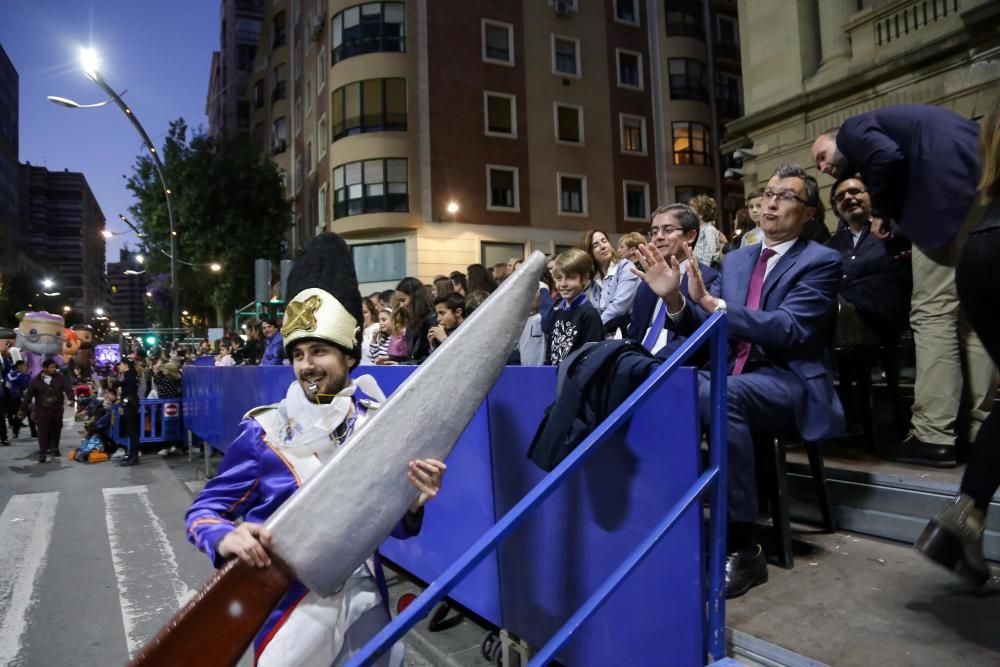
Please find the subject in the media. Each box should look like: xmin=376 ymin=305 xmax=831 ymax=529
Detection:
xmin=348 ymin=311 xmax=730 ymax=666
xmin=110 ymin=398 xmax=184 ymax=447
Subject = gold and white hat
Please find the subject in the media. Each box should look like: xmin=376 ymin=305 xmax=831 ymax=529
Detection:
xmin=281 ymin=233 xmax=363 ymax=359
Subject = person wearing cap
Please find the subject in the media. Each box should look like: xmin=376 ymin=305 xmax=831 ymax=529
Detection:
xmin=185 ymin=233 xmax=447 ymax=667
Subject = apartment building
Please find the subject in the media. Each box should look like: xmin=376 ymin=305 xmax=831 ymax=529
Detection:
xmin=241 ymin=0 xmax=743 ymax=289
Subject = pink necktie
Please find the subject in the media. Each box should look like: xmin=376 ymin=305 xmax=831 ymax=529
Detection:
xmin=732 ymin=247 xmax=776 ymax=375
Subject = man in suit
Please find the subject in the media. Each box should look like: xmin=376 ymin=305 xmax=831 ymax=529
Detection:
xmin=626 ymin=203 xmax=719 ymax=359
xmin=812 ymin=105 xmax=996 ymax=467
xmin=634 ymin=164 xmax=845 ymax=598
xmin=826 ymin=175 xmax=911 ymax=344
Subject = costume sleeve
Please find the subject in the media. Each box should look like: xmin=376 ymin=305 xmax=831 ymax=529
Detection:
xmin=185 ymin=419 xmax=264 ymax=567
xmin=600 ymin=262 xmax=641 ymax=325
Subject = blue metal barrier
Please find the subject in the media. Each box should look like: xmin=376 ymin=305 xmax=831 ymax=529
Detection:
xmin=348 ymin=312 xmax=730 ymax=666
xmin=110 ymin=398 xmax=184 ymax=446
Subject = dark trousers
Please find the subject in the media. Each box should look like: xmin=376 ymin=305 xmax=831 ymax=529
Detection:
xmin=35 ymin=408 xmax=64 ymax=453
xmin=0 ymin=395 xmax=9 ymax=442
xmin=956 ymin=229 xmax=1000 ymax=510
xmin=123 ymin=402 xmax=141 ymax=460
xmin=698 ymin=367 xmax=801 ymax=524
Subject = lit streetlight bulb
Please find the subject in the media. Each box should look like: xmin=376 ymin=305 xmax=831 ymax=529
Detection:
xmin=102 ymin=229 xmax=113 ymax=239
xmin=42 ymin=278 xmax=54 ymax=290
xmin=80 ymin=47 xmax=100 ymax=78
xmin=446 ymin=201 xmax=460 ymax=215
xmin=135 ymin=254 xmax=145 ymax=264
xmin=95 ymin=307 xmax=105 ymax=316
xmin=209 ymin=263 xmax=222 ymax=272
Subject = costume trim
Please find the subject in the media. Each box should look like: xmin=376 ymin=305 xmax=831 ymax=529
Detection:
xmin=253 ymin=588 xmax=310 ymax=665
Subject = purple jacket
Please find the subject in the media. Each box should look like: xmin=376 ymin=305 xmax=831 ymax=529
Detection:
xmin=185 ymin=417 xmax=422 ymax=658
xmin=259 ymin=332 xmax=285 ymax=366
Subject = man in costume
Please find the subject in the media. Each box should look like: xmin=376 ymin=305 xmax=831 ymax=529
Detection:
xmin=17 ymin=358 xmax=75 ymax=462
xmin=185 ymin=232 xmax=446 ymax=666
xmin=0 ymin=328 xmax=16 ymax=445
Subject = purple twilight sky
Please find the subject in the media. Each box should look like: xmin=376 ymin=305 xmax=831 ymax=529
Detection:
xmin=1 ymin=1 xmax=219 ymax=266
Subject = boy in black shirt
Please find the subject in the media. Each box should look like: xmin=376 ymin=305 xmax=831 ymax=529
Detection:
xmin=546 ymin=248 xmax=603 ymax=364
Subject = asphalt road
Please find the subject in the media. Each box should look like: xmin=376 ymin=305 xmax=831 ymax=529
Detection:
xmin=0 ymin=415 xmax=237 ymax=667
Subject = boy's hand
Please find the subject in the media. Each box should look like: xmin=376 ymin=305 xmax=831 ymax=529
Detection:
xmin=428 ymin=325 xmax=448 ymax=344
xmin=217 ymin=522 xmax=274 ymax=568
xmin=408 ymin=459 xmax=447 ymax=513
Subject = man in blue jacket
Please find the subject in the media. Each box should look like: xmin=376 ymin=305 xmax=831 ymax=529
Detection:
xmin=259 ymin=317 xmax=286 ymax=366
xmin=633 ymin=164 xmax=844 ymax=599
xmin=627 ymin=203 xmax=719 ymax=360
xmin=812 ymin=104 xmax=995 ymax=467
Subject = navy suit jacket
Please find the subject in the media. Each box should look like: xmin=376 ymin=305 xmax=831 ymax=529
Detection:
xmin=825 ymin=222 xmax=911 ymax=340
xmin=625 ymin=263 xmax=719 ymax=343
xmin=667 ymin=238 xmax=845 ymax=440
xmin=838 ymin=104 xmax=980 ymax=249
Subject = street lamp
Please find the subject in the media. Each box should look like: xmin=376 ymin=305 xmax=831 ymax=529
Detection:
xmin=48 ymin=47 xmax=180 ymax=329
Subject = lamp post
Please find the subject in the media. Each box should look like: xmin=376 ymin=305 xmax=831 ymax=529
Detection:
xmin=48 ymin=48 xmax=180 ymax=329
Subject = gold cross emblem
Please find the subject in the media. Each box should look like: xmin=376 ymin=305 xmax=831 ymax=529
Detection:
xmin=282 ymin=294 xmax=323 ymax=337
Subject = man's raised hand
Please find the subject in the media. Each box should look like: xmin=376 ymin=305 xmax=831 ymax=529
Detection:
xmin=630 ymin=243 xmax=682 ymax=300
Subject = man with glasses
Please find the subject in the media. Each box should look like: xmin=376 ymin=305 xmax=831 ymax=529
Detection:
xmin=625 ymin=203 xmax=719 ymax=357
xmin=812 ymin=105 xmax=995 ymax=468
xmin=826 ymin=175 xmax=911 ymax=345
xmin=632 ymin=164 xmax=844 ymax=599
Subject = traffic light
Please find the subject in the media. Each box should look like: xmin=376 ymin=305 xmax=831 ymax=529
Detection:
xmin=145 ymin=335 xmax=158 ymax=346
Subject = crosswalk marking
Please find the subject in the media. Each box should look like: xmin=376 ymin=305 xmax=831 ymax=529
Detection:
xmin=104 ymin=485 xmax=194 ymax=658
xmin=0 ymin=492 xmax=59 ymax=666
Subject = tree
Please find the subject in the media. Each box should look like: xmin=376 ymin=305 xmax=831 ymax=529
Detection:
xmin=126 ymin=119 xmax=290 ymax=328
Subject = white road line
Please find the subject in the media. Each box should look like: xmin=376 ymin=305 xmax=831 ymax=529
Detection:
xmin=103 ymin=485 xmax=193 ymax=658
xmin=0 ymin=492 xmax=60 ymax=666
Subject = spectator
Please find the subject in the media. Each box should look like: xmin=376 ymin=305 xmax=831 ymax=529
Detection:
xmin=18 ymin=359 xmax=75 ymax=463
xmin=626 ymin=203 xmax=719 ymax=357
xmin=725 ymin=208 xmax=754 ymax=254
xmin=153 ymin=362 xmax=183 ymax=398
xmin=634 ymin=164 xmax=844 ymax=598
xmin=617 ymin=231 xmax=646 ymax=265
xmin=366 ymin=307 xmax=393 ymax=364
xmin=493 ymin=262 xmax=508 ymax=284
xmin=428 ymin=293 xmax=465 ymax=351
xmin=215 ymin=343 xmax=236 ymax=367
xmin=583 ymin=229 xmax=641 ymax=338
xmin=506 ymin=257 xmax=521 ymax=275
xmin=360 ymin=297 xmax=381 ymax=365
xmin=467 ymin=264 xmax=497 ymax=293
xmin=812 ymin=104 xmax=996 ymax=467
xmin=740 ymin=188 xmax=765 ymax=248
xmin=368 ymin=291 xmax=383 ymax=311
xmin=450 ymin=271 xmax=468 ymax=296
xmin=825 ymin=174 xmax=911 ymax=344
xmin=379 ymin=289 xmax=395 ymax=308
xmin=545 ymin=248 xmax=603 ymax=365
xmin=463 ymin=290 xmax=489 ymax=317
xmin=394 ymin=277 xmax=437 ymax=363
xmin=259 ymin=318 xmax=286 ymax=366
xmin=916 ymin=103 xmax=1000 ymax=587
xmin=690 ymin=194 xmax=726 ymax=268
xmin=514 ymin=288 xmax=546 ymax=367
xmin=432 ymin=276 xmax=453 ymax=299
xmin=382 ymin=304 xmax=410 ymax=363
xmin=116 ymin=358 xmax=142 ymax=467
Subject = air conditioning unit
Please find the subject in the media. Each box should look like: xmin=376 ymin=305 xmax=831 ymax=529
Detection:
xmin=553 ymin=0 xmax=574 ymax=17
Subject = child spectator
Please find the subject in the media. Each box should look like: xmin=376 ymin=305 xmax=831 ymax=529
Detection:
xmin=367 ymin=307 xmax=393 ymax=364
xmin=514 ymin=288 xmax=546 ymax=366
xmin=215 ymin=343 xmax=236 ymax=367
xmin=360 ymin=297 xmax=381 ymax=365
xmin=428 ymin=293 xmax=466 ymax=351
xmin=545 ymin=248 xmax=603 ymax=365
xmin=380 ymin=303 xmax=410 ymax=364
xmin=393 ymin=277 xmax=437 ymax=363
xmin=617 ymin=231 xmax=647 ymax=266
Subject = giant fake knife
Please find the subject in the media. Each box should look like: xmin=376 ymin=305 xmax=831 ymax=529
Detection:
xmin=127 ymin=251 xmax=545 ymax=667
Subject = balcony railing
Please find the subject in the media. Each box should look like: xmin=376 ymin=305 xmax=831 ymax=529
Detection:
xmin=845 ymin=0 xmax=966 ymax=63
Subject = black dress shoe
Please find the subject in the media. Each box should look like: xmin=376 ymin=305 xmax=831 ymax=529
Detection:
xmin=119 ymin=457 xmax=140 ymax=467
xmin=0 ymin=441 xmax=10 ymax=447
xmin=37 ymin=451 xmax=46 ymax=464
xmin=725 ymin=544 xmax=769 ymax=599
xmin=886 ymin=435 xmax=957 ymax=468
xmin=50 ymin=448 xmax=61 ymax=457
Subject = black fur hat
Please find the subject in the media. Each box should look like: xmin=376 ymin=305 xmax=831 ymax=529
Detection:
xmin=282 ymin=232 xmax=363 ymax=359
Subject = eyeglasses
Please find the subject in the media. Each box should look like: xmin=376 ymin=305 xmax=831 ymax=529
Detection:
xmin=646 ymin=225 xmax=683 ymax=240
xmin=762 ymin=190 xmax=808 ymax=205
xmin=833 ymin=187 xmax=867 ymax=204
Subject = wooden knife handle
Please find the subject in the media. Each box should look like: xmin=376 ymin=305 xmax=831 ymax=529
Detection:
xmin=126 ymin=558 xmax=293 ymax=667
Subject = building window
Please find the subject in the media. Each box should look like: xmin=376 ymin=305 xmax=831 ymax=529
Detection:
xmin=623 ymin=181 xmax=650 ymax=221
xmin=306 ymin=140 xmax=313 ymax=174
xmin=554 ymin=103 xmax=583 ymax=144
xmin=666 ymin=0 xmax=704 ymax=40
xmin=487 ymin=165 xmax=519 ymax=211
xmin=331 ymin=2 xmax=406 ymax=65
xmin=305 ymin=78 xmax=313 ymax=113
xmin=253 ymin=81 xmax=264 ymax=109
xmin=318 ymin=115 xmax=328 ymax=158
xmin=317 ymin=51 xmax=326 ymax=91
xmin=482 ymin=19 xmax=514 ymax=65
xmin=352 ymin=240 xmax=406 ymax=283
xmin=558 ymin=174 xmax=588 ymax=216
xmin=333 ymin=158 xmax=409 ymax=219
xmin=716 ymin=14 xmax=740 ymax=59
xmin=318 ymin=183 xmax=328 ymax=230
xmin=331 ymin=78 xmax=407 ymax=141
xmin=672 ymin=121 xmax=710 ymax=166
xmin=617 ymin=114 xmax=646 ymax=155
xmin=668 ymin=58 xmax=708 ymax=102
xmin=271 ymin=116 xmax=288 ymax=154
xmin=294 ymin=155 xmax=303 ymax=193
xmin=716 ymin=72 xmax=743 ymax=118
xmin=616 ymin=49 xmax=643 ymax=90
xmin=482 ymin=241 xmax=525 ymax=267
xmin=675 ymin=185 xmax=712 ymax=204
xmin=484 ymin=92 xmax=517 ymax=137
xmin=294 ymin=97 xmax=302 ymax=135
xmin=614 ymin=0 xmax=639 ymax=25
xmin=273 ymin=10 xmax=287 ymax=49
xmin=551 ymin=35 xmax=580 ymax=77
xmin=271 ymin=64 xmax=287 ymax=102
